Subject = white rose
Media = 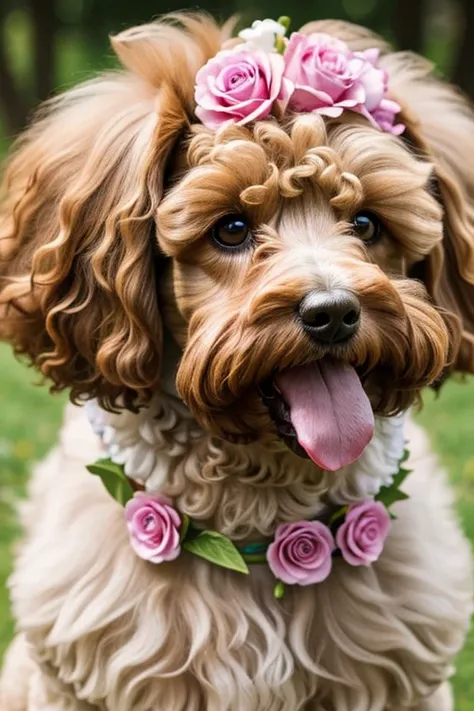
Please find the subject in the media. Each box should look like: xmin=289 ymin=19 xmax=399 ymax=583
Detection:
xmin=238 ymin=19 xmax=287 ymax=53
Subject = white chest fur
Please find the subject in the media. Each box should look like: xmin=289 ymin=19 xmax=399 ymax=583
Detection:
xmin=84 ymin=393 xmax=406 ymax=538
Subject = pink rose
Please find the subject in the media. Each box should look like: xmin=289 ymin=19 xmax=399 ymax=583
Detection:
xmin=336 ymin=501 xmax=391 ymax=567
xmin=267 ymin=520 xmax=335 ymax=585
xmin=370 ymin=98 xmax=405 ymax=136
xmin=283 ymin=32 xmax=367 ymax=116
xmin=355 ymin=48 xmax=387 ymax=112
xmin=194 ymin=48 xmax=291 ymax=129
xmin=282 ymin=34 xmax=405 ymax=135
xmin=351 ymin=50 xmax=404 ymax=133
xmin=125 ymin=492 xmax=181 ymax=563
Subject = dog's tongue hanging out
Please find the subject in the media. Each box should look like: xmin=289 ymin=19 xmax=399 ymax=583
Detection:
xmin=275 ymin=360 xmax=374 ymax=471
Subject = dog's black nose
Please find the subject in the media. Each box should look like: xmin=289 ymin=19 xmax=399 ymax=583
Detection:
xmin=299 ymin=289 xmax=361 ymax=344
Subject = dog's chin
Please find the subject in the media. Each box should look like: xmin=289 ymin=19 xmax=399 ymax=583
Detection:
xmin=257 ymin=358 xmax=376 ymax=472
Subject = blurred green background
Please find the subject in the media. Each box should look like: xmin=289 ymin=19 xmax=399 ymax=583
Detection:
xmin=0 ymin=0 xmax=473 ymax=708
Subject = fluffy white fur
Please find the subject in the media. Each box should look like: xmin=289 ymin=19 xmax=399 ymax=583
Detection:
xmin=0 ymin=396 xmax=471 ymax=711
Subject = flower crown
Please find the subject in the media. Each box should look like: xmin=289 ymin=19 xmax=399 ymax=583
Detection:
xmin=194 ymin=17 xmax=405 ymax=135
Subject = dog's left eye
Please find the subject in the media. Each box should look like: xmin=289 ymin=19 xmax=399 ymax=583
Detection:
xmin=352 ymin=212 xmax=382 ymax=244
xmin=212 ymin=216 xmax=251 ymax=250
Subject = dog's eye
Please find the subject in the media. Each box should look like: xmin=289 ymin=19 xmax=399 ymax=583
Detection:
xmin=212 ymin=216 xmax=251 ymax=249
xmin=352 ymin=212 xmax=381 ymax=244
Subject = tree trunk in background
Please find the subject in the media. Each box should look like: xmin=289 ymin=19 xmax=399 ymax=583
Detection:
xmin=452 ymin=0 xmax=474 ymax=99
xmin=392 ymin=0 xmax=425 ymax=53
xmin=30 ymin=0 xmax=56 ymax=102
xmin=0 ymin=8 xmax=29 ymax=136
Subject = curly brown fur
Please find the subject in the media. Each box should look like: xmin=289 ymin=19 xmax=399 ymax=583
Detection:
xmin=0 ymin=15 xmax=228 ymax=411
xmin=158 ymin=116 xmax=456 ymax=437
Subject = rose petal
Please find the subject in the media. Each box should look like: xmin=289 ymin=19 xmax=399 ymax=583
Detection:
xmin=194 ymin=107 xmax=235 ymax=130
xmin=315 ymin=106 xmax=345 ymax=118
xmin=154 ymin=541 xmax=181 ymax=563
xmin=339 ymin=82 xmax=367 ymax=107
xmin=130 ymin=536 xmax=167 ymax=563
xmin=359 ymin=64 xmax=387 ymax=112
xmin=358 ymin=48 xmax=380 ymax=66
xmin=216 ymin=63 xmax=254 ymax=93
xmin=276 ymin=76 xmax=294 ymax=113
xmin=289 ymin=86 xmax=336 ymax=112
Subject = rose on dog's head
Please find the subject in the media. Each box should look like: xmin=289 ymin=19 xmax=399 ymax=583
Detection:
xmin=194 ymin=22 xmax=404 ymax=134
xmin=194 ymin=48 xmax=290 ymax=128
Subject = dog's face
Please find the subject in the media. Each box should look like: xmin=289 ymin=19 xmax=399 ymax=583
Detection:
xmin=156 ymin=116 xmax=451 ymax=468
xmin=1 ymin=15 xmax=473 ymax=469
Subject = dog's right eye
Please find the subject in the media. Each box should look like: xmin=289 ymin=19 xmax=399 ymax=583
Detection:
xmin=352 ymin=211 xmax=382 ymax=245
xmin=211 ymin=216 xmax=251 ymax=250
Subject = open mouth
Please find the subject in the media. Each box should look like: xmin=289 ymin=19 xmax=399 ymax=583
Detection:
xmin=259 ymin=359 xmax=375 ymax=471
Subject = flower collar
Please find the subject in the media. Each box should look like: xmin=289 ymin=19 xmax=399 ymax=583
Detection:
xmin=86 ymin=450 xmax=410 ymax=598
xmin=194 ymin=16 xmax=405 ymax=135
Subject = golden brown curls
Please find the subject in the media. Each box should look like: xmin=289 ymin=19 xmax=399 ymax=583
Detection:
xmin=0 ymin=14 xmax=228 ymax=411
xmin=157 ymin=117 xmax=453 ymax=439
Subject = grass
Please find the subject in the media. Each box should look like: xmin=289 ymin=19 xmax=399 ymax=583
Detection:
xmin=416 ymin=380 xmax=474 ymax=711
xmin=0 ymin=343 xmax=472 ymax=706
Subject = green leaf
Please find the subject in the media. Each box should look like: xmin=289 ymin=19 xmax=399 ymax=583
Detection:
xmin=374 ymin=449 xmax=412 ymax=510
xmin=183 ymin=530 xmax=249 ymax=574
xmin=400 ymin=448 xmax=410 ymax=465
xmin=86 ymin=458 xmax=134 ymax=506
xmin=375 ymin=474 xmax=410 ymax=509
xmin=274 ymin=581 xmax=285 ymax=599
xmin=376 ymin=484 xmax=409 ymax=509
xmin=391 ymin=465 xmax=411 ymax=489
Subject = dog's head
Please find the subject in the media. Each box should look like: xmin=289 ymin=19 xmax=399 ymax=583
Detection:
xmin=1 ymin=15 xmax=473 ymax=470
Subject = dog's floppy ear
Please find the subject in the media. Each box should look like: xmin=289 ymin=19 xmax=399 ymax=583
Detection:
xmin=0 ymin=14 xmax=224 ymax=410
xmin=379 ymin=53 xmax=474 ymax=374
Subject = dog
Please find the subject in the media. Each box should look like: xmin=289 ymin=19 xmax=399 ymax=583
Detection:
xmin=0 ymin=13 xmax=473 ymax=711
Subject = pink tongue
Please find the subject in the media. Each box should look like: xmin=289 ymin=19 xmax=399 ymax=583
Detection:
xmin=275 ymin=361 xmax=374 ymax=471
